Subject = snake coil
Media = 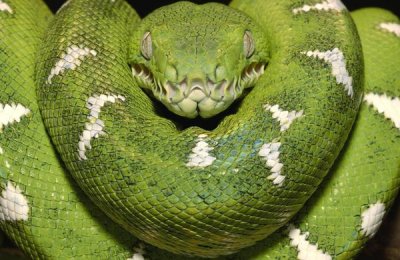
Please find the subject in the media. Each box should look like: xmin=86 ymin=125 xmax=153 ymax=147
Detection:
xmin=0 ymin=0 xmax=398 ymax=259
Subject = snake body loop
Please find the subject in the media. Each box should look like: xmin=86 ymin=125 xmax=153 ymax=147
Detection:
xmin=36 ymin=0 xmax=363 ymax=257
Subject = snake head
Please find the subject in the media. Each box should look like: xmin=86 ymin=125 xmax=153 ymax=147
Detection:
xmin=129 ymin=2 xmax=269 ymax=118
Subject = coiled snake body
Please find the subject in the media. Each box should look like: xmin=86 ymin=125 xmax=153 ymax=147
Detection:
xmin=0 ymin=0 xmax=399 ymax=259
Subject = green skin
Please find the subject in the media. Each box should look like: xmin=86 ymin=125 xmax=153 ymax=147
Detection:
xmin=130 ymin=3 xmax=269 ymax=118
xmin=0 ymin=0 xmax=398 ymax=259
xmin=0 ymin=0 xmax=137 ymax=258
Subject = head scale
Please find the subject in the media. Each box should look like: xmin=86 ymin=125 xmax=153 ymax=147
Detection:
xmin=129 ymin=2 xmax=269 ymax=118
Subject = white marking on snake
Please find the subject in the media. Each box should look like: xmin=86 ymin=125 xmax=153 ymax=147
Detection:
xmin=127 ymin=253 xmax=144 ymax=260
xmin=0 ymin=181 xmax=29 ymax=221
xmin=292 ymin=0 xmax=345 ymax=14
xmin=0 ymin=104 xmax=29 ymax=171
xmin=127 ymin=243 xmax=146 ymax=260
xmin=78 ymin=94 xmax=125 ymax=160
xmin=0 ymin=103 xmax=31 ymax=131
xmin=364 ymin=93 xmax=400 ymax=129
xmin=288 ymin=225 xmax=332 ymax=260
xmin=259 ymin=142 xmax=285 ymax=186
xmin=379 ymin=22 xmax=400 ymax=37
xmin=264 ymin=104 xmax=303 ymax=131
xmin=303 ymin=48 xmax=353 ymax=97
xmin=186 ymin=134 xmax=216 ymax=168
xmin=0 ymin=1 xmax=12 ymax=13
xmin=47 ymin=45 xmax=97 ymax=84
xmin=361 ymin=202 xmax=386 ymax=238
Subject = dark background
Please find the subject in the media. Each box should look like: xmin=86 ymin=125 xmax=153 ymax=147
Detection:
xmin=45 ymin=0 xmax=399 ymax=17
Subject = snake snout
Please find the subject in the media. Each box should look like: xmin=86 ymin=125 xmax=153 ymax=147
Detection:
xmin=131 ymin=61 xmax=267 ymax=118
xmin=150 ymin=76 xmax=234 ymax=118
xmin=187 ymin=78 xmax=209 ymax=101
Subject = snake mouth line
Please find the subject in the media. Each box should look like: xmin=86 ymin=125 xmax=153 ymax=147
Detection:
xmin=131 ymin=62 xmax=266 ymax=117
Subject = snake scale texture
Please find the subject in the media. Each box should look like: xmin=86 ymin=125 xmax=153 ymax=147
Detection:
xmin=0 ymin=0 xmax=399 ymax=259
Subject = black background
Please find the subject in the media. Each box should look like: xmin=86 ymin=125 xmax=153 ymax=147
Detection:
xmin=45 ymin=0 xmax=399 ymax=17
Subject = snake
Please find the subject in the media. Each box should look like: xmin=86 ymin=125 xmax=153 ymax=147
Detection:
xmin=0 ymin=0 xmax=398 ymax=259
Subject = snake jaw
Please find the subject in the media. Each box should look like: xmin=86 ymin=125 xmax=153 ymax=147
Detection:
xmin=131 ymin=62 xmax=266 ymax=118
xmin=132 ymin=64 xmax=154 ymax=89
xmin=240 ymin=62 xmax=266 ymax=87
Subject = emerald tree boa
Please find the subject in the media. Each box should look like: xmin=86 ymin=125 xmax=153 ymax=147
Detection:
xmin=0 ymin=0 xmax=398 ymax=259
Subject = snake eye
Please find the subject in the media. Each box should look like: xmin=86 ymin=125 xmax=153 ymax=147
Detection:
xmin=243 ymin=30 xmax=255 ymax=58
xmin=141 ymin=31 xmax=153 ymax=60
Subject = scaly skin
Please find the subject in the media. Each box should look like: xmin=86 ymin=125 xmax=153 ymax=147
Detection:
xmin=36 ymin=0 xmax=362 ymax=257
xmin=0 ymin=0 xmax=398 ymax=259
xmin=0 ymin=0 xmax=137 ymax=259
xmin=229 ymin=7 xmax=400 ymax=259
xmin=129 ymin=3 xmax=269 ymax=118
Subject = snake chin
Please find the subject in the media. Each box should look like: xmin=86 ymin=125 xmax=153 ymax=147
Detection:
xmin=131 ymin=62 xmax=266 ymax=118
